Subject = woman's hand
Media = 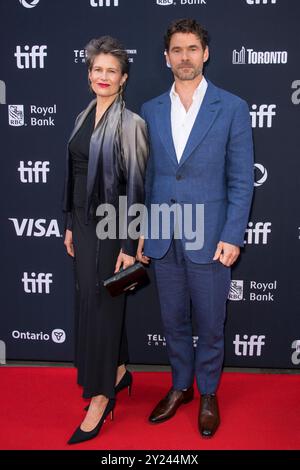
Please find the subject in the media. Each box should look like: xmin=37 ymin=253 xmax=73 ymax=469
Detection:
xmin=64 ymin=229 xmax=75 ymax=257
xmin=136 ymin=237 xmax=150 ymax=264
xmin=114 ymin=249 xmax=135 ymax=273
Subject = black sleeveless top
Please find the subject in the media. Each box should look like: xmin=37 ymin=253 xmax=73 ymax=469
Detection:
xmin=69 ymin=107 xmax=96 ymax=208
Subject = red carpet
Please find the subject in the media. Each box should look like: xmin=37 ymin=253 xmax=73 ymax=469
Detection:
xmin=0 ymin=368 xmax=299 ymax=450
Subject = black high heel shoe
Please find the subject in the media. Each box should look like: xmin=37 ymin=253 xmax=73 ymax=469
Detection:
xmin=84 ymin=370 xmax=132 ymax=411
xmin=115 ymin=370 xmax=133 ymax=396
xmin=68 ymin=398 xmax=115 ymax=445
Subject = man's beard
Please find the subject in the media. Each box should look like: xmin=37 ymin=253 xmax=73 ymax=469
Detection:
xmin=173 ymin=63 xmax=202 ymax=81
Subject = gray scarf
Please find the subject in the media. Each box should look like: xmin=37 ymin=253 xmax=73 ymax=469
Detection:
xmin=85 ymin=93 xmax=124 ymax=224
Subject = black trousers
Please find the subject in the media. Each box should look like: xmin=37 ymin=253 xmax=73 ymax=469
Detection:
xmin=72 ymin=206 xmax=128 ymax=399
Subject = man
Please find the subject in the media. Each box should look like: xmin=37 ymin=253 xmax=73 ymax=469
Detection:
xmin=137 ymin=19 xmax=254 ymax=438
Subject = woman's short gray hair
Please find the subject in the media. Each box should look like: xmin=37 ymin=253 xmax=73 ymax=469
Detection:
xmin=85 ymin=36 xmax=129 ymax=75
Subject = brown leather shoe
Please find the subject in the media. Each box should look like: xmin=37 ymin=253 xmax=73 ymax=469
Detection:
xmin=149 ymin=386 xmax=194 ymax=424
xmin=198 ymin=394 xmax=220 ymax=438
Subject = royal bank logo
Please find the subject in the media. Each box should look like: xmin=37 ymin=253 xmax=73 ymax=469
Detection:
xmin=254 ymin=163 xmax=268 ymax=187
xmin=8 ymin=105 xmax=24 ymax=126
xmin=228 ymin=280 xmax=244 ymax=301
xmin=8 ymin=104 xmax=57 ymax=127
xmin=250 ymin=280 xmax=278 ymax=301
xmin=90 ymin=0 xmax=119 ymax=6
xmin=157 ymin=0 xmax=174 ymax=4
xmin=246 ymin=0 xmax=277 ymax=4
xmin=181 ymin=0 xmax=207 ymax=4
xmin=291 ymin=340 xmax=300 ymax=365
xmin=0 ymin=80 xmax=6 ymax=104
xmin=233 ymin=47 xmax=287 ymax=65
xmin=291 ymin=80 xmax=300 ymax=105
xmin=12 ymin=329 xmax=66 ymax=344
xmin=229 ymin=280 xmax=278 ymax=302
xmin=157 ymin=0 xmax=207 ymax=5
xmin=19 ymin=0 xmax=40 ymax=8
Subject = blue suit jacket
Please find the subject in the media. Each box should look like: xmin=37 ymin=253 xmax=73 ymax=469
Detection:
xmin=140 ymin=80 xmax=254 ymax=263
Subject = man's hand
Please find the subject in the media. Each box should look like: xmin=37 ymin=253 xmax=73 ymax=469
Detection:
xmin=213 ymin=241 xmax=240 ymax=267
xmin=64 ymin=229 xmax=75 ymax=257
xmin=115 ymin=249 xmax=136 ymax=273
xmin=136 ymin=237 xmax=150 ymax=264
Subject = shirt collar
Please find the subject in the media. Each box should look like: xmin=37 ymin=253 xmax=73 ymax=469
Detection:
xmin=170 ymin=76 xmax=207 ymax=102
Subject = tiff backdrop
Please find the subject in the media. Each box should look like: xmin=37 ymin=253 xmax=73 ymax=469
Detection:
xmin=0 ymin=0 xmax=299 ymax=368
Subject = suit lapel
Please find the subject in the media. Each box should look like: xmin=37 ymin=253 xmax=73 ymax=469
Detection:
xmin=155 ymin=93 xmax=178 ymax=166
xmin=179 ymin=81 xmax=221 ymax=167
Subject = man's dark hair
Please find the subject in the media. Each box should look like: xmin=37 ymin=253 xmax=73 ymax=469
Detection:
xmin=85 ymin=35 xmax=129 ymax=75
xmin=164 ymin=18 xmax=209 ymax=51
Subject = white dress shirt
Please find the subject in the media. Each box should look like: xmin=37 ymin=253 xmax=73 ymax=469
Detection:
xmin=170 ymin=76 xmax=208 ymax=162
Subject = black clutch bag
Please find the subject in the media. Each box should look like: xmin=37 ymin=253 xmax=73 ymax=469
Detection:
xmin=103 ymin=262 xmax=149 ymax=297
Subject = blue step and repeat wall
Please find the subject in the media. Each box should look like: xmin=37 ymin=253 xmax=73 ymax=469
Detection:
xmin=0 ymin=0 xmax=299 ymax=368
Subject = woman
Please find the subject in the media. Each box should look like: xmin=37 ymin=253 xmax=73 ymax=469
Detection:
xmin=62 ymin=36 xmax=148 ymax=444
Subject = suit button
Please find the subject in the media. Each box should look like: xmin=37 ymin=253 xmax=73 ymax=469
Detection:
xmin=176 ymin=175 xmax=182 ymax=180
xmin=170 ymin=198 xmax=176 ymax=203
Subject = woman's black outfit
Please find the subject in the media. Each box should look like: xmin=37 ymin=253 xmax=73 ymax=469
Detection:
xmin=63 ymin=96 xmax=148 ymax=399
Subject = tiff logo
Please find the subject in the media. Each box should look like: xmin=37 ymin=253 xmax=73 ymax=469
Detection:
xmin=18 ymin=161 xmax=50 ymax=183
xmin=233 ymin=334 xmax=266 ymax=356
xmin=15 ymin=45 xmax=47 ymax=69
xmin=22 ymin=272 xmax=53 ymax=294
xmin=244 ymin=222 xmax=272 ymax=245
xmin=250 ymin=104 xmax=276 ymax=128
xmin=0 ymin=80 xmax=6 ymax=104
xmin=90 ymin=0 xmax=119 ymax=6
xmin=246 ymin=0 xmax=276 ymax=4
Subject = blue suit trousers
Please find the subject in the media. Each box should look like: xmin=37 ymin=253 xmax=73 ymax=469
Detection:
xmin=153 ymin=238 xmax=231 ymax=394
